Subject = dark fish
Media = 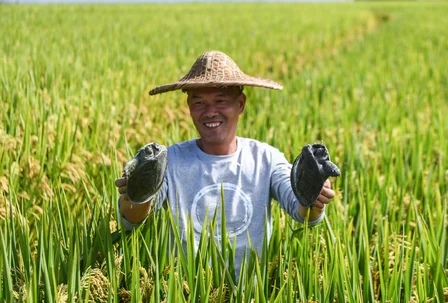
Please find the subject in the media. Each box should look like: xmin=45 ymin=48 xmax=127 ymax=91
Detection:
xmin=124 ymin=142 xmax=168 ymax=204
xmin=290 ymin=143 xmax=340 ymax=207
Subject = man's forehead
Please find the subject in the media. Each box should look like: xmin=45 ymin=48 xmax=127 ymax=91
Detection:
xmin=186 ymin=86 xmax=242 ymax=96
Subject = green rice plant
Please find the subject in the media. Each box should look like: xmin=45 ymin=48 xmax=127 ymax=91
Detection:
xmin=0 ymin=2 xmax=447 ymax=302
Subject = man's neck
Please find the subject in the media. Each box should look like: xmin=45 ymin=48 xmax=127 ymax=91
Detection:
xmin=196 ymin=138 xmax=238 ymax=155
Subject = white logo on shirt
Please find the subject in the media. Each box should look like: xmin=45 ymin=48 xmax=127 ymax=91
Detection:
xmin=191 ymin=183 xmax=253 ymax=238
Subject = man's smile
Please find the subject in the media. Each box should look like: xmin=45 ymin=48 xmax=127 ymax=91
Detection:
xmin=204 ymin=122 xmax=222 ymax=128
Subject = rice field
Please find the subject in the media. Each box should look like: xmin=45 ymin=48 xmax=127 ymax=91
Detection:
xmin=0 ymin=1 xmax=447 ymax=302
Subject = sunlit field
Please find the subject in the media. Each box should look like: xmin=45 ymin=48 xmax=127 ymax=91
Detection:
xmin=0 ymin=2 xmax=447 ymax=302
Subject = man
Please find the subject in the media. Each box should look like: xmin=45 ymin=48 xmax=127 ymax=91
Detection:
xmin=115 ymin=50 xmax=335 ymax=275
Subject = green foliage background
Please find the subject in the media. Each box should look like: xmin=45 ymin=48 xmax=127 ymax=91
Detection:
xmin=0 ymin=2 xmax=447 ymax=302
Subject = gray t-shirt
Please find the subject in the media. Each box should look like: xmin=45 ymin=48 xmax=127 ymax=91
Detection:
xmin=121 ymin=137 xmax=324 ymax=273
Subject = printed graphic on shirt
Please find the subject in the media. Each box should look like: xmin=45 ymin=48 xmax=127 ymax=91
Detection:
xmin=191 ymin=183 xmax=253 ymax=238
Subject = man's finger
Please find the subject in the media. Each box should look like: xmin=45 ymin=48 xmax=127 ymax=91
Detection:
xmin=316 ymin=194 xmax=330 ymax=204
xmin=118 ymin=185 xmax=127 ymax=195
xmin=320 ymin=186 xmax=335 ymax=200
xmin=313 ymin=200 xmax=325 ymax=209
xmin=115 ymin=177 xmax=127 ymax=187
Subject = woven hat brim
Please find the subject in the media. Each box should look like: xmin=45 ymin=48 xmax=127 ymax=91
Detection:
xmin=149 ymin=78 xmax=283 ymax=95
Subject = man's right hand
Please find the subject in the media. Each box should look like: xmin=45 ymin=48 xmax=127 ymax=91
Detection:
xmin=115 ymin=176 xmax=128 ymax=195
xmin=115 ymin=176 xmax=151 ymax=224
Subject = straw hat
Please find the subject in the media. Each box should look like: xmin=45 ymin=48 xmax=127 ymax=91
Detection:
xmin=149 ymin=50 xmax=283 ymax=95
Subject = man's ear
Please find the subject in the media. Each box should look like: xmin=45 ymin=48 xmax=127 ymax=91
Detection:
xmin=238 ymin=93 xmax=246 ymax=114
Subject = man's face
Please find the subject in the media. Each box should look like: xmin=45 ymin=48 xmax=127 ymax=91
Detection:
xmin=187 ymin=87 xmax=246 ymax=148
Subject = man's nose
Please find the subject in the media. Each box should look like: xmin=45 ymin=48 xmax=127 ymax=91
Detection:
xmin=202 ymin=103 xmax=218 ymax=117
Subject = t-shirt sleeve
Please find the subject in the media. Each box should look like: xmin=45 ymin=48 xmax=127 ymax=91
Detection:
xmin=269 ymin=148 xmax=325 ymax=226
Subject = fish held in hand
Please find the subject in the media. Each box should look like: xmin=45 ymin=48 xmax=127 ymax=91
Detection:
xmin=290 ymin=143 xmax=340 ymax=207
xmin=124 ymin=142 xmax=168 ymax=204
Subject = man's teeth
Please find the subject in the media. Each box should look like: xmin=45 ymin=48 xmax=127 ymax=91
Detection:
xmin=205 ymin=122 xmax=221 ymax=128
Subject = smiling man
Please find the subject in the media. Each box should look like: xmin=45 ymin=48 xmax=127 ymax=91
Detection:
xmin=115 ymin=50 xmax=335 ymax=277
xmin=187 ymin=86 xmax=245 ymax=155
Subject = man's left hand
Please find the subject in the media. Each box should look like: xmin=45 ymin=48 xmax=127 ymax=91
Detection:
xmin=313 ymin=179 xmax=335 ymax=209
